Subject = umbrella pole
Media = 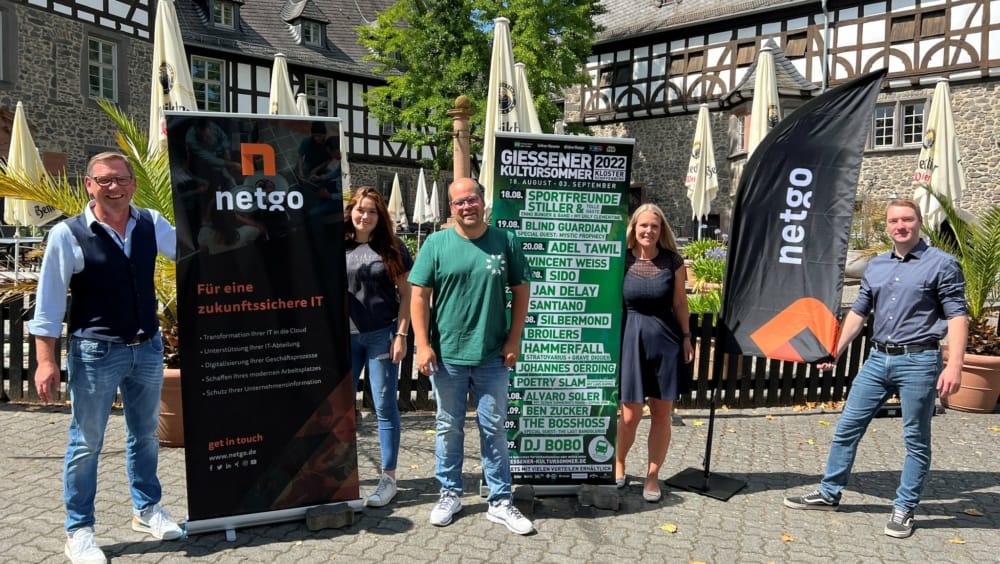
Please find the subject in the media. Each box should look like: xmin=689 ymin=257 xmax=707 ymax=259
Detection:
xmin=13 ymin=229 xmax=20 ymax=283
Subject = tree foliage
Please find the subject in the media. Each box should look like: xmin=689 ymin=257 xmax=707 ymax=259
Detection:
xmin=358 ymin=0 xmax=603 ymax=171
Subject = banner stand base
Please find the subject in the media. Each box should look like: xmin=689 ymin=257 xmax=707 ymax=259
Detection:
xmin=665 ymin=467 xmax=746 ymax=502
xmin=185 ymin=499 xmax=363 ymax=536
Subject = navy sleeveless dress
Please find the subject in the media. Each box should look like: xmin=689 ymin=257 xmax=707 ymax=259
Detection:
xmin=620 ymin=250 xmax=685 ymax=403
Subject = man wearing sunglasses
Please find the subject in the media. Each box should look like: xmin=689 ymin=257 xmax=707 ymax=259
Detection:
xmin=409 ymin=177 xmax=534 ymax=535
xmin=30 ymin=152 xmax=181 ymax=563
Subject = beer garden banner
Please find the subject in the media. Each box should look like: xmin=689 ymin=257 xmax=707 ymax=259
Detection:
xmin=165 ymin=112 xmax=357 ymax=532
xmin=491 ymin=131 xmax=634 ymax=485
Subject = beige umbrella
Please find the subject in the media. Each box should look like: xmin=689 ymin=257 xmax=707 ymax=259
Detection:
xmin=514 ymin=62 xmax=542 ymax=134
xmin=685 ymin=104 xmax=719 ymax=233
xmin=148 ymin=0 xmax=196 ymax=152
xmin=4 ymin=101 xmax=59 ymax=227
xmin=428 ymin=180 xmax=442 ymax=223
xmin=295 ymin=93 xmax=310 ymax=117
xmin=412 ymin=169 xmax=432 ymax=225
xmin=338 ymin=124 xmax=352 ymax=196
xmin=746 ymin=43 xmax=781 ymax=158
xmin=268 ymin=53 xmax=298 ymax=115
xmin=481 ymin=17 xmax=521 ymax=215
xmin=387 ymin=173 xmax=408 ymax=231
xmin=912 ymin=79 xmax=966 ymax=230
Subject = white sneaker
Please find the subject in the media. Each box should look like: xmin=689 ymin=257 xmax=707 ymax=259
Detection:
xmin=64 ymin=527 xmax=106 ymax=564
xmin=428 ymin=490 xmax=462 ymax=526
xmin=365 ymin=474 xmax=398 ymax=508
xmin=131 ymin=503 xmax=183 ymax=540
xmin=486 ymin=498 xmax=534 ymax=535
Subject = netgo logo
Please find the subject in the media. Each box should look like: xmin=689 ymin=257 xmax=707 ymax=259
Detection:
xmin=214 ymin=143 xmax=304 ymax=212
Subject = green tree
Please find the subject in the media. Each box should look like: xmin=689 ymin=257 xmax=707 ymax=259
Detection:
xmin=358 ymin=0 xmax=603 ymax=171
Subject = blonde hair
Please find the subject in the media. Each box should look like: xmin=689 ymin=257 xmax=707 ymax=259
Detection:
xmin=626 ymin=203 xmax=677 ymax=252
xmin=87 ymin=151 xmax=134 ymax=177
xmin=887 ymin=198 xmax=923 ymax=224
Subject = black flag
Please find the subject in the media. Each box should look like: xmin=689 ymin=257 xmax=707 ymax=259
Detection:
xmin=722 ymin=69 xmax=887 ymax=363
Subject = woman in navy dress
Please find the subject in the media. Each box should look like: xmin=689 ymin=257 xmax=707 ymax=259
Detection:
xmin=616 ymin=204 xmax=694 ymax=502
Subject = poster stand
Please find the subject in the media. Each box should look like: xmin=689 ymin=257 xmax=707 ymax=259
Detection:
xmin=185 ymin=499 xmax=363 ymax=536
xmin=665 ymin=324 xmax=746 ymax=501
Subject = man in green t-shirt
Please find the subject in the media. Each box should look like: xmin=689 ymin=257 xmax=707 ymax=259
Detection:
xmin=409 ymin=177 xmax=534 ymax=535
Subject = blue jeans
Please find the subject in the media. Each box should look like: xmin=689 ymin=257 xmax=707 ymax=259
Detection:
xmin=350 ymin=325 xmax=400 ymax=472
xmin=64 ymin=335 xmax=165 ymax=532
xmin=430 ymin=356 xmax=512 ymax=502
xmin=819 ymin=349 xmax=941 ymax=511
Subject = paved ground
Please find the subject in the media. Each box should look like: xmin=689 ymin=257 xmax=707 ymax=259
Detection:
xmin=1 ymin=401 xmax=997 ymax=563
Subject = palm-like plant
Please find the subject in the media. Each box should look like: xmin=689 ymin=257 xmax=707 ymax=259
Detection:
xmin=924 ymin=194 xmax=1000 ymax=355
xmin=0 ymin=99 xmax=178 ymax=363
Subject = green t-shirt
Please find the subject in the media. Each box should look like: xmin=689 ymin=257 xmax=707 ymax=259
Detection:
xmin=408 ymin=226 xmax=531 ymax=365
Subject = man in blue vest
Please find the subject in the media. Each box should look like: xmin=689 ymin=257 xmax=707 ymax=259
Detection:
xmin=30 ymin=152 xmax=181 ymax=564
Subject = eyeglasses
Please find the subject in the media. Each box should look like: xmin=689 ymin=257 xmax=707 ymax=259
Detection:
xmin=90 ymin=175 xmax=134 ymax=187
xmin=450 ymin=196 xmax=481 ymax=208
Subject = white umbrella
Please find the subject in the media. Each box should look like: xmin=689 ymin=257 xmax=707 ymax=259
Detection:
xmin=268 ymin=53 xmax=298 ymax=115
xmin=480 ymin=17 xmax=521 ymax=216
xmin=4 ymin=101 xmax=59 ymax=227
xmin=746 ymin=43 xmax=781 ymax=158
xmin=412 ymin=169 xmax=432 ymax=225
xmin=338 ymin=124 xmax=352 ymax=196
xmin=685 ymin=104 xmax=719 ymax=232
xmin=387 ymin=173 xmax=408 ymax=231
xmin=428 ymin=180 xmax=442 ymax=223
xmin=514 ymin=62 xmax=542 ymax=134
xmin=148 ymin=0 xmax=196 ymax=153
xmin=295 ymin=93 xmax=310 ymax=117
xmin=912 ymin=79 xmax=966 ymax=230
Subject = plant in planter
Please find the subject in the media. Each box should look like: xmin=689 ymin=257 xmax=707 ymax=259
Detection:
xmin=925 ymin=196 xmax=1000 ymax=412
xmin=846 ymin=195 xmax=892 ymax=278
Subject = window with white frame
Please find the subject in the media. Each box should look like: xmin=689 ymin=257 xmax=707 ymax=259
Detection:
xmin=871 ymin=100 xmax=925 ymax=149
xmin=301 ymin=21 xmax=323 ymax=47
xmin=87 ymin=37 xmax=117 ymax=100
xmin=192 ymin=56 xmax=224 ymax=112
xmin=304 ymin=75 xmax=333 ymax=116
xmin=212 ymin=1 xmax=235 ymax=28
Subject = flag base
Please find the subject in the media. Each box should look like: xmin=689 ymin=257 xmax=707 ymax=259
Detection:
xmin=665 ymin=467 xmax=746 ymax=501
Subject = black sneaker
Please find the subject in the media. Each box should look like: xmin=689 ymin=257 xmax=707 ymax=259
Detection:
xmin=884 ymin=506 xmax=915 ymax=538
xmin=783 ymin=490 xmax=839 ymax=511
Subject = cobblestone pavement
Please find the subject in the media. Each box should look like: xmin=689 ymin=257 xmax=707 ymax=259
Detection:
xmin=1 ymin=402 xmax=997 ymax=563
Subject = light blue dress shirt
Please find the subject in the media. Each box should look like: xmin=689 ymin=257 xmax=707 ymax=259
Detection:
xmin=28 ymin=202 xmax=176 ymax=339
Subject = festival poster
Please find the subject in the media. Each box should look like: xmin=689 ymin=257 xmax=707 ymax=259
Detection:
xmin=491 ymin=131 xmax=634 ymax=485
xmin=165 ymin=112 xmax=356 ymax=526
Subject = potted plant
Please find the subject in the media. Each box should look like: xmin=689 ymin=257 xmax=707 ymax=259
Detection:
xmin=845 ymin=194 xmax=891 ymax=278
xmin=925 ymin=196 xmax=1000 ymax=413
xmin=681 ymin=238 xmax=725 ymax=288
xmin=0 ymin=100 xmax=183 ymax=439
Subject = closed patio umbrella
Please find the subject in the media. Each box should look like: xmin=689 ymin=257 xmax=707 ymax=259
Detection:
xmin=746 ymin=43 xmax=780 ymax=158
xmin=685 ymin=104 xmax=719 ymax=235
xmin=149 ymin=0 xmax=196 ymax=152
xmin=387 ymin=173 xmax=408 ymax=232
xmin=268 ymin=54 xmax=298 ymax=115
xmin=4 ymin=101 xmax=59 ymax=227
xmin=912 ymin=79 xmax=966 ymax=230
xmin=481 ymin=17 xmax=521 ymax=217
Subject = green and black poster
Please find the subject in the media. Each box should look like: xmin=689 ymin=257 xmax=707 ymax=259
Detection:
xmin=491 ymin=131 xmax=634 ymax=485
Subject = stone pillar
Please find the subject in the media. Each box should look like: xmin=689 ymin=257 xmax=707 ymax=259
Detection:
xmin=448 ymin=95 xmax=473 ymax=179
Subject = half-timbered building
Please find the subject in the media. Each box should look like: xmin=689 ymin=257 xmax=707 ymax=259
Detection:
xmin=566 ymin=0 xmax=1000 ymax=236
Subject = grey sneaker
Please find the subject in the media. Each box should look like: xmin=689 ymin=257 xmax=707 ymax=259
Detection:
xmin=429 ymin=490 xmax=462 ymax=526
xmin=64 ymin=527 xmax=106 ymax=564
xmin=365 ymin=474 xmax=398 ymax=508
xmin=783 ymin=490 xmax=839 ymax=511
xmin=884 ymin=506 xmax=915 ymax=538
xmin=132 ymin=503 xmax=183 ymax=540
xmin=486 ymin=498 xmax=534 ymax=535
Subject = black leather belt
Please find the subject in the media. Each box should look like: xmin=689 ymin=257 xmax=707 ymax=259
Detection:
xmin=126 ymin=333 xmax=152 ymax=346
xmin=872 ymin=341 xmax=939 ymax=355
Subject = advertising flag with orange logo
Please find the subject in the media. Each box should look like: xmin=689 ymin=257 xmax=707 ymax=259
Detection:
xmin=722 ymin=69 xmax=886 ymax=363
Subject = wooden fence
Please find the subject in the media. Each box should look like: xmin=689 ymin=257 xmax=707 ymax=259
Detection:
xmin=3 ymin=299 xmax=871 ymax=409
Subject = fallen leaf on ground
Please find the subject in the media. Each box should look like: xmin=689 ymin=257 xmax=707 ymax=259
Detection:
xmin=962 ymin=508 xmax=984 ymax=517
xmin=780 ymin=532 xmax=794 ymax=542
xmin=766 ymin=414 xmax=776 ymax=421
xmin=948 ymin=537 xmax=966 ymax=544
xmin=989 ymin=425 xmax=999 ymax=432
xmin=792 ymin=405 xmax=805 ymax=412
xmin=726 ymin=428 xmax=736 ymax=433
xmin=410 ymin=464 xmax=420 ymax=470
xmin=806 ymin=438 xmax=816 ymax=445
xmin=425 ymin=429 xmax=436 ymax=435
xmin=660 ymin=523 xmax=678 ymax=533
xmin=692 ymin=420 xmax=704 ymax=427
xmin=818 ymin=420 xmax=830 ymax=426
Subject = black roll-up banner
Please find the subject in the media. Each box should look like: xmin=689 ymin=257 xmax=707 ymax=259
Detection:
xmin=722 ymin=69 xmax=888 ymax=363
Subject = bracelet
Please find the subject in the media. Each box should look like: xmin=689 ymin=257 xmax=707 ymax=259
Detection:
xmin=395 ymin=332 xmax=408 ymax=337
xmin=682 ymin=332 xmax=691 ymax=338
